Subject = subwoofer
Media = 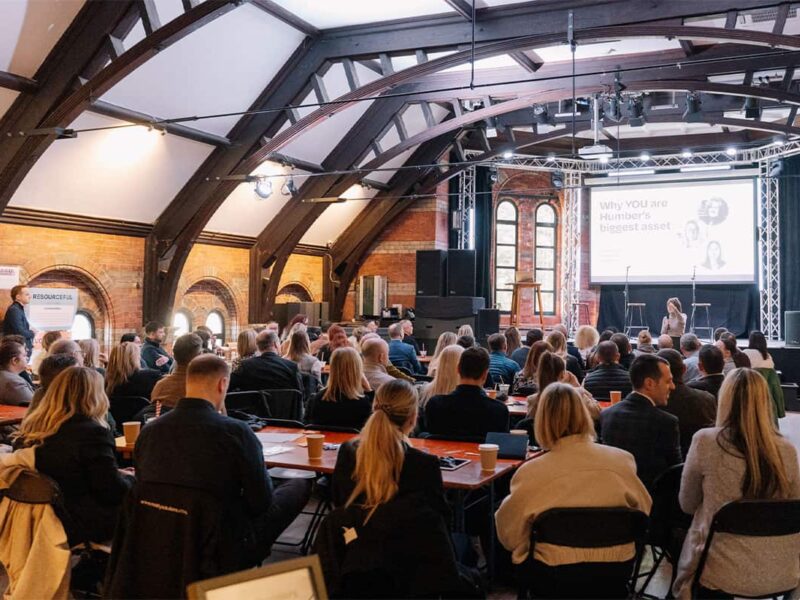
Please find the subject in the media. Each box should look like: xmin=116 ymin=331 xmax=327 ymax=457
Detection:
xmin=447 ymin=249 xmax=476 ymax=296
xmin=416 ymin=250 xmax=447 ymax=296
xmin=786 ymin=311 xmax=800 ymax=347
xmin=476 ymin=308 xmax=501 ymax=346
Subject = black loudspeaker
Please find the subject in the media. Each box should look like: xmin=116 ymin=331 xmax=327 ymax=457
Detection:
xmin=786 ymin=311 xmax=800 ymax=347
xmin=416 ymin=296 xmax=485 ymax=319
xmin=414 ymin=316 xmax=476 ymax=349
xmin=447 ymin=250 xmax=476 ymax=296
xmin=476 ymin=309 xmax=501 ymax=346
xmin=416 ymin=250 xmax=447 ymax=296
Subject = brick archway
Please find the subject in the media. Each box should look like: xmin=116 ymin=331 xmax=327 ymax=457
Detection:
xmin=176 ymin=277 xmax=240 ymax=345
xmin=276 ymin=282 xmax=313 ymax=303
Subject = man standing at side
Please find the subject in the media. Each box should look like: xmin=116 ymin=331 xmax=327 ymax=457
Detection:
xmin=150 ymin=333 xmax=203 ymax=408
xmin=141 ymin=321 xmax=173 ymax=374
xmin=2 ymin=285 xmax=35 ymax=357
xmin=599 ymin=354 xmax=681 ymax=489
xmin=679 ymin=333 xmax=702 ymax=383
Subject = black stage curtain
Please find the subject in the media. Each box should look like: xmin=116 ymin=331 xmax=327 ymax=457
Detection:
xmin=780 ymin=155 xmax=800 ymax=330
xmin=597 ymin=285 xmax=758 ymax=337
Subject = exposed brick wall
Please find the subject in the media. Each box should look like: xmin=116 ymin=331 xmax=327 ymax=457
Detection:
xmin=277 ymin=254 xmax=323 ymax=303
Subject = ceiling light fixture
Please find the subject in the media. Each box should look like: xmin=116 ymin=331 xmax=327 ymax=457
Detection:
xmin=681 ymin=150 xmax=693 ymax=158
xmin=502 ymin=150 xmax=514 ymax=160
xmin=628 ymin=96 xmax=646 ymax=127
xmin=639 ymin=152 xmax=651 ymax=162
xmin=254 ymin=177 xmax=272 ymax=199
xmin=726 ymin=146 xmax=737 ymax=157
xmin=743 ymin=96 xmax=762 ymax=120
xmin=680 ymin=164 xmax=732 ymax=173
xmin=683 ymin=93 xmax=703 ymax=123
xmin=533 ymin=105 xmax=549 ymax=124
xmin=281 ymin=176 xmax=297 ymax=196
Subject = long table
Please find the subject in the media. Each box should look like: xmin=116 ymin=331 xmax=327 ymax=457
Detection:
xmin=505 ymin=395 xmax=613 ymax=418
xmin=0 ymin=405 xmax=27 ymax=426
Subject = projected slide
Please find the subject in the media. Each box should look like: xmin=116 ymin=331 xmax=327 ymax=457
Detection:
xmin=590 ymin=179 xmax=755 ymax=284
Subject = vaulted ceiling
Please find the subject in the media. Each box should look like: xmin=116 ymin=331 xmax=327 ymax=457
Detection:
xmin=1 ymin=0 xmax=798 ymax=321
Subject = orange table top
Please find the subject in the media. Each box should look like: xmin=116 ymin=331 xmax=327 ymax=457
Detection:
xmin=0 ymin=404 xmax=27 ymax=425
xmin=506 ymin=395 xmax=612 ymax=418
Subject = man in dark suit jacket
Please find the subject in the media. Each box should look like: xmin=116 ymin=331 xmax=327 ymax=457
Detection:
xmin=599 ymin=354 xmax=681 ymax=489
xmin=658 ymin=349 xmax=717 ymax=458
xmin=582 ymin=341 xmax=633 ymax=401
xmin=400 ymin=320 xmax=421 ymax=355
xmin=2 ymin=285 xmax=35 ymax=356
xmin=687 ymin=344 xmax=726 ymax=400
xmin=229 ymin=331 xmax=302 ymax=393
xmin=425 ymin=346 xmax=509 ymax=439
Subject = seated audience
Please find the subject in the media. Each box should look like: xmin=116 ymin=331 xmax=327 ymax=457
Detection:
xmin=496 ymin=383 xmax=651 ymax=570
xmin=105 ymin=342 xmax=162 ymax=399
xmin=30 ymin=330 xmax=62 ymax=375
xmin=0 ymin=340 xmax=34 ymax=406
xmin=744 ymin=330 xmax=774 ymax=369
xmin=281 ymin=314 xmax=308 ymax=343
xmin=427 ymin=331 xmax=457 ymax=376
xmin=525 ymin=351 xmax=598 ymax=427
xmin=657 ymin=334 xmax=674 ymax=350
xmin=306 ymin=347 xmax=373 ymax=430
xmin=611 ymin=332 xmax=636 ymax=370
xmin=400 ymin=320 xmax=421 ymax=355
xmin=16 ymin=367 xmax=133 ymax=545
xmin=680 ymin=333 xmax=702 ymax=383
xmin=121 ymin=332 xmax=147 ymax=368
xmin=457 ymin=324 xmax=474 ymax=339
xmin=140 ymin=321 xmax=173 ymax=373
xmin=232 ymin=328 xmax=258 ymax=372
xmin=316 ymin=324 xmax=350 ymax=363
xmin=553 ymin=324 xmax=584 ymax=368
xmin=387 ymin=322 xmax=421 ymax=374
xmin=419 ymin=344 xmax=464 ymax=411
xmin=657 ymin=349 xmax=717 ymax=459
xmin=347 ymin=325 xmax=366 ymax=350
xmin=672 ymin=368 xmax=800 ymax=598
xmin=586 ymin=329 xmax=616 ymax=369
xmin=362 ymin=334 xmax=414 ymax=383
xmin=285 ymin=329 xmax=322 ymax=382
xmin=718 ymin=331 xmax=751 ymax=374
xmin=456 ymin=335 xmax=475 ymax=349
xmin=150 ymin=333 xmax=203 ymax=408
xmin=599 ymin=354 xmax=680 ymax=488
xmin=547 ymin=330 xmax=584 ymax=381
xmin=504 ymin=326 xmax=522 ymax=357
xmin=280 ymin=321 xmax=307 ymax=355
xmin=634 ymin=330 xmax=657 ymax=356
xmin=713 ymin=327 xmax=728 ymax=341
xmin=362 ymin=338 xmax=396 ymax=391
xmin=229 ymin=331 xmax=302 ymax=393
xmin=29 ymin=353 xmax=79 ymax=410
xmin=582 ymin=341 xmax=633 ymax=401
xmin=133 ymin=355 xmax=311 ymax=567
xmin=512 ymin=340 xmax=552 ymax=397
xmin=574 ymin=325 xmax=599 ymax=364
xmin=510 ymin=328 xmax=543 ymax=369
xmin=78 ymin=338 xmax=105 ymax=375
xmin=424 ymin=346 xmax=509 ymax=438
xmin=488 ymin=333 xmax=520 ymax=385
xmin=687 ymin=344 xmax=726 ymax=399
xmin=49 ymin=338 xmax=83 ymax=361
xmin=194 ymin=328 xmax=214 ymax=354
xmin=364 ymin=320 xmax=378 ymax=334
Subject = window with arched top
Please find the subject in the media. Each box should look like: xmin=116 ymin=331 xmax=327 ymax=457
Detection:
xmin=205 ymin=311 xmax=224 ymax=347
xmin=71 ymin=311 xmax=94 ymax=341
xmin=494 ymin=200 xmax=518 ymax=311
xmin=535 ymin=203 xmax=557 ymax=314
xmin=172 ymin=310 xmax=191 ymax=339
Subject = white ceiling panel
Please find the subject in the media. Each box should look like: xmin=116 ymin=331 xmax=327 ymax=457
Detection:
xmin=9 ymin=112 xmax=214 ymax=223
xmin=535 ymin=38 xmax=682 ymax=63
xmin=442 ymin=54 xmax=521 ymax=72
xmin=276 ymin=0 xmax=454 ymax=29
xmin=0 ymin=89 xmax=20 ymax=121
xmin=322 ymin=62 xmax=353 ymax=100
xmin=367 ymin=145 xmax=419 ymax=184
xmin=0 ymin=0 xmax=85 ymax=78
xmin=402 ymin=103 xmax=449 ymax=138
xmin=280 ymin=100 xmax=373 ymax=164
xmin=299 ymin=185 xmax=377 ymax=245
xmin=205 ymin=163 xmax=306 ymax=237
xmin=103 ymin=5 xmax=304 ymax=136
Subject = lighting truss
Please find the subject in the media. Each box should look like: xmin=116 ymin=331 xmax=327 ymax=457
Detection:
xmin=457 ymin=164 xmax=476 ymax=250
xmin=758 ymin=160 xmax=781 ymax=340
xmin=561 ymin=171 xmax=582 ymax=338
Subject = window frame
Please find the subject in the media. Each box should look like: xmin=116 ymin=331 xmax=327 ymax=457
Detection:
xmin=534 ymin=202 xmax=558 ymax=316
xmin=172 ymin=309 xmax=192 ymax=339
xmin=494 ymin=199 xmax=518 ymax=313
xmin=205 ymin=310 xmax=225 ymax=347
xmin=71 ymin=310 xmax=95 ymax=341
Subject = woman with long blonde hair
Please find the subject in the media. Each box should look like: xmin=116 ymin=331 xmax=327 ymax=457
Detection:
xmin=419 ymin=344 xmax=463 ymax=408
xmin=457 ymin=324 xmax=474 ymax=339
xmin=78 ymin=338 xmax=106 ymax=375
xmin=16 ymin=367 xmax=133 ymax=544
xmin=232 ymin=328 xmax=258 ymax=372
xmin=280 ymin=321 xmax=307 ymax=355
xmin=305 ymin=346 xmax=373 ymax=430
xmin=673 ymin=368 xmax=800 ymax=598
xmin=105 ymin=341 xmax=162 ymax=399
xmin=427 ymin=331 xmax=457 ymax=377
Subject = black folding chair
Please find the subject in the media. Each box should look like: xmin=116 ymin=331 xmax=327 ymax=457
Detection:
xmin=692 ymin=499 xmax=800 ymax=599
xmin=108 ymin=396 xmax=150 ymax=427
xmin=519 ymin=507 xmax=649 ymax=599
xmin=264 ymin=418 xmax=306 ymax=429
xmin=224 ymin=390 xmax=271 ymax=418
xmin=265 ymin=389 xmax=304 ymax=421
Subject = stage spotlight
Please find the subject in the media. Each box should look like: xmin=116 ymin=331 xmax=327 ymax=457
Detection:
xmin=725 ymin=146 xmax=737 ymax=157
xmin=639 ymin=152 xmax=650 ymax=162
xmin=743 ymin=96 xmax=762 ymax=119
xmin=489 ymin=167 xmax=498 ymax=183
xmin=502 ymin=150 xmax=514 ymax=160
xmin=281 ymin=176 xmax=297 ymax=196
xmin=546 ymin=153 xmax=556 ymax=161
xmin=551 ymin=171 xmax=564 ymax=189
xmin=606 ymin=97 xmax=622 ymax=121
xmin=254 ymin=177 xmax=272 ymax=199
xmin=773 ymin=135 xmax=787 ymax=146
xmin=627 ymin=96 xmax=646 ymax=127
xmin=683 ymin=94 xmax=703 ymax=123
xmin=533 ymin=105 xmax=549 ymax=124
xmin=769 ymin=159 xmax=784 ymax=178
xmin=599 ymin=155 xmax=610 ymax=164
xmin=681 ymin=150 xmax=693 ymax=158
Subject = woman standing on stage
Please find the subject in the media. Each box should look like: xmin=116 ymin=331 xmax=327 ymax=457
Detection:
xmin=661 ymin=297 xmax=687 ymax=337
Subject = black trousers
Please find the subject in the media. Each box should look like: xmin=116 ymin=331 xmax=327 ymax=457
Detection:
xmin=253 ymin=477 xmax=313 ymax=559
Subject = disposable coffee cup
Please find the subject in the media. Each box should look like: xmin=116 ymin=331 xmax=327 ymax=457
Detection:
xmin=478 ymin=443 xmax=499 ymax=471
xmin=610 ymin=390 xmax=622 ymax=404
xmin=420 ymin=350 xmax=427 ymax=357
xmin=510 ymin=429 xmax=527 ymax=436
xmin=498 ymin=384 xmax=510 ymax=396
xmin=307 ymin=434 xmax=325 ymax=461
xmin=123 ymin=421 xmax=141 ymax=445
xmin=486 ymin=389 xmax=498 ymax=399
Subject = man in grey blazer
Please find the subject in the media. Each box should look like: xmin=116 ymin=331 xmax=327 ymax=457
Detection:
xmin=0 ymin=340 xmax=34 ymax=406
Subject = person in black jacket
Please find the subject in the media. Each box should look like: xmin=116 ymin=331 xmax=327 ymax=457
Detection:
xmin=15 ymin=367 xmax=133 ymax=545
xmin=425 ymin=346 xmax=509 ymax=439
xmin=229 ymin=331 xmax=302 ymax=393
xmin=2 ymin=285 xmax=35 ymax=357
xmin=611 ymin=333 xmax=636 ymax=370
xmin=306 ymin=346 xmax=373 ymax=430
xmin=582 ymin=341 xmax=633 ymax=401
xmin=687 ymin=344 xmax=726 ymax=400
xmin=105 ymin=342 xmax=162 ymax=399
xmin=140 ymin=321 xmax=173 ymax=374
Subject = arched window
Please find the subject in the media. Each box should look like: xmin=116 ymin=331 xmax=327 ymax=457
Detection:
xmin=494 ymin=200 xmax=518 ymax=311
xmin=71 ymin=311 xmax=94 ymax=340
xmin=205 ymin=311 xmax=224 ymax=347
xmin=172 ymin=310 xmax=191 ymax=339
xmin=535 ymin=203 xmax=557 ymax=314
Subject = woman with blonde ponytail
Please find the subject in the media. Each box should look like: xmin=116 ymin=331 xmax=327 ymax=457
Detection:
xmin=331 ymin=379 xmax=446 ymax=519
xmin=673 ymin=368 xmax=800 ymax=599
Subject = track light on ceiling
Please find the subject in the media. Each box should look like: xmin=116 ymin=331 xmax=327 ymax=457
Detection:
xmin=254 ymin=177 xmax=272 ymax=199
xmin=743 ymin=96 xmax=762 ymax=119
xmin=532 ymin=104 xmax=549 ymax=124
xmin=681 ymin=150 xmax=693 ymax=158
xmin=606 ymin=97 xmax=622 ymax=122
xmin=502 ymin=150 xmax=514 ymax=160
xmin=281 ymin=176 xmax=297 ymax=196
xmin=628 ymin=96 xmax=646 ymax=127
xmin=726 ymin=146 xmax=737 ymax=157
xmin=489 ymin=167 xmax=498 ymax=183
xmin=639 ymin=152 xmax=650 ymax=162
xmin=683 ymin=93 xmax=703 ymax=123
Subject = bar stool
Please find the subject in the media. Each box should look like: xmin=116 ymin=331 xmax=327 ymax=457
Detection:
xmin=625 ymin=303 xmax=648 ymax=337
xmin=691 ymin=303 xmax=713 ymax=340
xmin=572 ymin=302 xmax=591 ymax=327
xmin=510 ymin=281 xmax=544 ymax=327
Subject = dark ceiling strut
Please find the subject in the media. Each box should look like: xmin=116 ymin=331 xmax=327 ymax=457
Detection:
xmin=0 ymin=71 xmax=38 ymax=94
xmin=250 ymin=0 xmax=319 ymax=36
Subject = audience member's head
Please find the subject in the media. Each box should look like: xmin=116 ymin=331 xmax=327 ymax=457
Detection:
xmin=194 ymin=329 xmax=212 ymax=352
xmin=657 ymin=334 xmax=673 ymax=349
xmin=458 ymin=346 xmax=490 ymax=385
xmin=173 ymin=333 xmax=203 ymax=367
xmin=120 ymin=332 xmax=141 ymax=345
xmin=575 ymin=326 xmax=599 ymax=351
xmin=546 ymin=331 xmax=567 ymax=356
xmin=362 ymin=338 xmax=389 ymax=366
xmin=42 ymin=330 xmax=63 ymax=352
xmin=629 ymin=354 xmax=673 ymax=406
xmin=287 ymin=330 xmax=313 ymax=362
xmin=37 ymin=354 xmax=79 ymax=392
xmin=599 ymin=329 xmax=615 ymax=343
xmin=145 ymin=321 xmax=165 ymax=341
xmin=327 ymin=324 xmax=350 ymax=350
xmin=504 ymin=326 xmax=521 ymax=355
xmin=364 ymin=320 xmax=378 ymax=333
xmin=698 ymin=344 xmax=724 ymax=376
xmin=186 ymin=354 xmax=230 ymax=411
xmin=522 ymin=340 xmax=553 ymax=378
xmin=105 ymin=342 xmax=141 ymax=396
xmin=431 ymin=332 xmax=457 ymax=360
xmin=283 ymin=314 xmax=308 ymax=339
xmin=610 ymin=332 xmax=631 ymax=356
xmin=534 ymin=383 xmax=595 ymax=451
xmin=637 ymin=330 xmax=652 ymax=346
xmin=49 ymin=339 xmax=82 ymax=360
xmin=237 ymin=329 xmax=257 ymax=359
xmin=718 ymin=332 xmax=741 ymax=358
xmin=657 ymin=348 xmax=685 ymax=386
xmin=324 ymin=346 xmax=366 ymax=401
xmin=536 ymin=351 xmax=566 ymax=394
xmin=525 ymin=328 xmax=544 ymax=347
xmin=350 ymin=326 xmax=365 ymax=343
xmin=265 ymin=321 xmax=280 ymax=335
xmin=680 ymin=333 xmax=701 ymax=356
xmin=359 ymin=332 xmax=380 ymax=352
xmin=400 ymin=320 xmax=413 ymax=336
xmin=716 ymin=367 xmax=791 ymax=498
xmin=78 ymin=338 xmax=100 ymax=368
xmin=424 ymin=344 xmax=464 ymax=404
xmin=488 ymin=333 xmax=507 ymax=354
xmin=596 ymin=340 xmax=620 ymax=365
xmin=0 ymin=341 xmax=27 ymax=374
xmin=1 ymin=334 xmax=24 ymax=346
xmin=256 ymin=330 xmax=280 ymax=353
xmin=457 ymin=324 xmax=474 ymax=338
xmin=553 ymin=324 xmax=569 ymax=338
xmin=713 ymin=327 xmax=728 ymax=342
xmin=748 ymin=330 xmax=769 ymax=360
xmin=456 ymin=335 xmax=475 ymax=349
xmin=387 ymin=323 xmax=404 ymax=340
